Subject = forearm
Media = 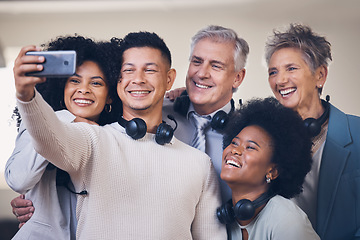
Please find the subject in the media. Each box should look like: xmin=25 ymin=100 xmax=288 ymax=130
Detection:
xmin=16 ymin=90 xmax=92 ymax=174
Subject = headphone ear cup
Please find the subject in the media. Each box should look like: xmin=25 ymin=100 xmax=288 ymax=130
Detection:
xmin=211 ymin=110 xmax=229 ymax=130
xmin=125 ymin=118 xmax=147 ymax=140
xmin=233 ymin=199 xmax=256 ymax=221
xmin=155 ymin=122 xmax=174 ymax=145
xmin=173 ymin=95 xmax=190 ymax=117
xmin=303 ymin=117 xmax=321 ymax=137
xmin=217 ymin=200 xmax=236 ymax=224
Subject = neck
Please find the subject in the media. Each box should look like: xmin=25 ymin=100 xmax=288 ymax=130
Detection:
xmin=122 ymin=108 xmax=163 ymax=134
xmin=193 ymin=99 xmax=231 ymax=116
xmin=297 ymin=98 xmax=324 ymax=120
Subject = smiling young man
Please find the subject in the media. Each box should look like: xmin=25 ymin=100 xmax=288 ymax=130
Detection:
xmin=13 ymin=31 xmax=226 ymax=239
xmin=163 ymin=25 xmax=249 ymax=203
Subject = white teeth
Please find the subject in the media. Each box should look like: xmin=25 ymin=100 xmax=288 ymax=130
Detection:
xmin=195 ymin=83 xmax=210 ymax=89
xmin=226 ymin=159 xmax=240 ymax=168
xmin=74 ymin=99 xmax=93 ymax=104
xmin=280 ymin=88 xmax=296 ymax=96
xmin=131 ymin=91 xmax=150 ymax=94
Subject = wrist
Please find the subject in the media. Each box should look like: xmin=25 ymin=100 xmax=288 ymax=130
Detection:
xmin=16 ymin=89 xmax=35 ymax=102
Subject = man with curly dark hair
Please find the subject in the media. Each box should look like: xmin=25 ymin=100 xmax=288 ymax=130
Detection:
xmin=217 ymin=97 xmax=319 ymax=239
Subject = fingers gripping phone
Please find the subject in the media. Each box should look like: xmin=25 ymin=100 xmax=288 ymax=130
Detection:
xmin=25 ymin=50 xmax=76 ymax=77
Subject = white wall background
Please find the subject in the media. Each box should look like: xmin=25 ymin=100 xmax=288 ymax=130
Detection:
xmin=0 ymin=0 xmax=359 ymax=220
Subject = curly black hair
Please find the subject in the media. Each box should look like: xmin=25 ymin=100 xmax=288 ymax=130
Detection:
xmin=119 ymin=31 xmax=172 ymax=68
xmin=13 ymin=35 xmax=123 ymax=127
xmin=223 ymin=97 xmax=312 ymax=199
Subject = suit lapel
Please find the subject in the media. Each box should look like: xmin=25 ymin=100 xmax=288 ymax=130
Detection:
xmin=316 ymin=105 xmax=352 ymax=237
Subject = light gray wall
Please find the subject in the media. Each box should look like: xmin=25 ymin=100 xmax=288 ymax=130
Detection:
xmin=0 ymin=0 xmax=359 ymax=220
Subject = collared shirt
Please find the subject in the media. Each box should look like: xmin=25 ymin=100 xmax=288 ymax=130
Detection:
xmin=163 ymin=98 xmax=233 ymax=202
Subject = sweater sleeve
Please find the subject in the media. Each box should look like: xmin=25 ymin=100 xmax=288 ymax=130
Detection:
xmin=191 ymin=158 xmax=227 ymax=239
xmin=16 ymin=90 xmax=96 ymax=175
xmin=5 ymin=110 xmax=76 ymax=194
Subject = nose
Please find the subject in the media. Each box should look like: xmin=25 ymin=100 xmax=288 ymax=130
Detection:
xmin=77 ymin=82 xmax=91 ymax=94
xmin=131 ymin=71 xmax=146 ymax=85
xmin=275 ymin=71 xmax=288 ymax=86
xmin=231 ymin=145 xmax=243 ymax=156
xmin=197 ymin=64 xmax=210 ymax=79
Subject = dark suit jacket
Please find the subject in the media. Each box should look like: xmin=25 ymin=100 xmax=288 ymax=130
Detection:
xmin=317 ymin=104 xmax=360 ymax=240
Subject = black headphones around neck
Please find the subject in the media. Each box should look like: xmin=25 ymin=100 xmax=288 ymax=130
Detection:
xmin=173 ymin=90 xmax=235 ymax=131
xmin=303 ymin=95 xmax=330 ymax=137
xmin=217 ymin=191 xmax=275 ymax=224
xmin=118 ymin=115 xmax=177 ymax=145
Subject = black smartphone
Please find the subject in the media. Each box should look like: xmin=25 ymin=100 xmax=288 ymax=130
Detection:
xmin=25 ymin=50 xmax=76 ymax=78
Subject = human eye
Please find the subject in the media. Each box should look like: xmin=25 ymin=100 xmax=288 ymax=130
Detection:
xmin=268 ymin=69 xmax=277 ymax=77
xmin=246 ymin=145 xmax=256 ymax=150
xmin=230 ymin=138 xmax=239 ymax=147
xmin=91 ymin=80 xmax=105 ymax=87
xmin=212 ymin=63 xmax=223 ymax=70
xmin=191 ymin=58 xmax=202 ymax=66
xmin=122 ymin=68 xmax=134 ymax=74
xmin=68 ymin=78 xmax=80 ymax=84
xmin=145 ymin=68 xmax=157 ymax=73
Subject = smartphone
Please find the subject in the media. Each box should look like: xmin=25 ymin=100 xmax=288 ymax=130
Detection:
xmin=25 ymin=50 xmax=76 ymax=78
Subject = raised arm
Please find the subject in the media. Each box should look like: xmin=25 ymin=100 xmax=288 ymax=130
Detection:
xmin=13 ymin=46 xmax=94 ymax=175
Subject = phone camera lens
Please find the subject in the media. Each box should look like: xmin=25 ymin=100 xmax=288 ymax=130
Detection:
xmin=64 ymin=61 xmax=69 ymax=66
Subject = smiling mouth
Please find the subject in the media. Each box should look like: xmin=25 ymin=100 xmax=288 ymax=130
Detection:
xmin=129 ymin=90 xmax=151 ymax=94
xmin=225 ymin=159 xmax=241 ymax=168
xmin=195 ymin=82 xmax=211 ymax=89
xmin=279 ymin=88 xmax=296 ymax=97
xmin=74 ymin=99 xmax=93 ymax=104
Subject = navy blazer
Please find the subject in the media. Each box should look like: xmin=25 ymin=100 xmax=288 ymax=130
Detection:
xmin=317 ymin=104 xmax=360 ymax=240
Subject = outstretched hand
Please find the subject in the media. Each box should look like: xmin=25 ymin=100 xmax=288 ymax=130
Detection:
xmin=13 ymin=45 xmax=46 ymax=102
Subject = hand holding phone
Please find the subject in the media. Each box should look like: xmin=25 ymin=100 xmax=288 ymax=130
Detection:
xmin=25 ymin=50 xmax=76 ymax=78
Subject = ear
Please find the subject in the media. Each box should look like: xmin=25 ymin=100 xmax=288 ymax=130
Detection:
xmin=106 ymin=96 xmax=113 ymax=105
xmin=166 ymin=68 xmax=177 ymax=91
xmin=232 ymin=68 xmax=246 ymax=89
xmin=267 ymin=165 xmax=279 ymax=181
xmin=316 ymin=65 xmax=328 ymax=88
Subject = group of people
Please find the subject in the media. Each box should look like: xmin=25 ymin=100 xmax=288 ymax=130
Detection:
xmin=5 ymin=23 xmax=360 ymax=240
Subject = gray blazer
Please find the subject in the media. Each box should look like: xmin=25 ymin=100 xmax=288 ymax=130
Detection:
xmin=5 ymin=110 xmax=77 ymax=240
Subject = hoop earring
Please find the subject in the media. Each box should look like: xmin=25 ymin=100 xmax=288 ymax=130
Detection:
xmin=105 ymin=104 xmax=112 ymax=113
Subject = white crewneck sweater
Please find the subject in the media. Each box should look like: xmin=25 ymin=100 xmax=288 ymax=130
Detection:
xmin=17 ymin=91 xmax=226 ymax=240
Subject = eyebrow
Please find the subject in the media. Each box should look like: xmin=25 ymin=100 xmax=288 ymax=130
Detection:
xmin=73 ymin=73 xmax=104 ymax=80
xmin=233 ymin=137 xmax=261 ymax=147
xmin=248 ymin=140 xmax=261 ymax=148
xmin=122 ymin=62 xmax=159 ymax=67
xmin=268 ymin=67 xmax=277 ymax=72
xmin=192 ymin=55 xmax=226 ymax=67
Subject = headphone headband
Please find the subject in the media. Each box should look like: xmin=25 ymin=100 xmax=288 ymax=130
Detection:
xmin=303 ymin=96 xmax=330 ymax=137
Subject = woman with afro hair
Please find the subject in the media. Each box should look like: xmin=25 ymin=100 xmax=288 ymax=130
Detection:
xmin=6 ymin=35 xmax=122 ymax=240
xmin=217 ymin=97 xmax=319 ymax=239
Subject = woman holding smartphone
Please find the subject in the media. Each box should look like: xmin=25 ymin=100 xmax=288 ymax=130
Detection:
xmin=5 ymin=35 xmax=122 ymax=239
